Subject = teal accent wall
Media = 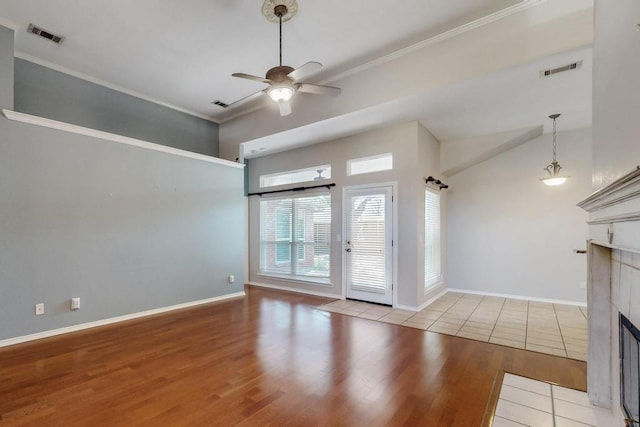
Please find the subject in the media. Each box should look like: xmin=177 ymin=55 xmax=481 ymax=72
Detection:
xmin=14 ymin=58 xmax=218 ymax=157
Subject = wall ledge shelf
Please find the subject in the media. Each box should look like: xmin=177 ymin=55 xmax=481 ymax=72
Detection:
xmin=1 ymin=109 xmax=243 ymax=169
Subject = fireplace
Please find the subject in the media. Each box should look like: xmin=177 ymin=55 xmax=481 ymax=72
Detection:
xmin=620 ymin=314 xmax=640 ymax=427
xmin=578 ymin=167 xmax=640 ymax=426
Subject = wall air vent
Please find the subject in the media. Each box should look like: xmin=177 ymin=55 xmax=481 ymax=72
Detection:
xmin=212 ymin=100 xmax=229 ymax=108
xmin=540 ymin=60 xmax=582 ymax=78
xmin=27 ymin=23 xmax=64 ymax=44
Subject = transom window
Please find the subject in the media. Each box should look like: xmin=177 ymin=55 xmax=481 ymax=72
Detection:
xmin=260 ymin=165 xmax=331 ymax=188
xmin=347 ymin=153 xmax=393 ymax=176
xmin=260 ymin=194 xmax=331 ymax=279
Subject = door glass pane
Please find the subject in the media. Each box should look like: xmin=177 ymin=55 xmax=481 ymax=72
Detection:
xmin=349 ymin=194 xmax=386 ymax=293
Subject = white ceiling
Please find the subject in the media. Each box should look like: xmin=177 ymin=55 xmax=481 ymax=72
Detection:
xmin=0 ymin=0 xmax=518 ymax=121
xmin=0 ymin=0 xmax=593 ymax=161
xmin=240 ymin=46 xmax=592 ymax=158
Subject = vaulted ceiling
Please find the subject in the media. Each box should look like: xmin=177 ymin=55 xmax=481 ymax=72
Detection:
xmin=0 ymin=0 xmax=594 ymax=162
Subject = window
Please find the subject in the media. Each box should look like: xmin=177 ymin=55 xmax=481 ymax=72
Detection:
xmin=260 ymin=194 xmax=331 ymax=279
xmin=425 ymin=188 xmax=441 ymax=289
xmin=275 ymin=207 xmax=291 ymax=263
xmin=347 ymin=153 xmax=393 ymax=176
xmin=260 ymin=165 xmax=331 ymax=188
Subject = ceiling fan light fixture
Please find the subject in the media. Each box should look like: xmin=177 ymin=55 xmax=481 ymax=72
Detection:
xmin=230 ymin=0 xmax=339 ymax=114
xmin=268 ymin=83 xmax=295 ymax=102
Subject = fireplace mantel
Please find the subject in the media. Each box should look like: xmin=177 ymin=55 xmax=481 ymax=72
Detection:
xmin=578 ymin=166 xmax=640 ymax=252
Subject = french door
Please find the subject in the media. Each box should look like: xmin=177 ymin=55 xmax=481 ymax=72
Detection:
xmin=344 ymin=185 xmax=393 ymax=305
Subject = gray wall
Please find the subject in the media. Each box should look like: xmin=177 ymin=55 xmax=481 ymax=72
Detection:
xmin=0 ymin=26 xmax=13 ymax=109
xmin=0 ymin=26 xmax=244 ymax=341
xmin=247 ymin=121 xmax=442 ymax=309
xmin=14 ymin=59 xmax=219 ymax=157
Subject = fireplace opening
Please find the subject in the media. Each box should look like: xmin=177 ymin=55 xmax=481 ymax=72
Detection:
xmin=620 ymin=313 xmax=640 ymax=427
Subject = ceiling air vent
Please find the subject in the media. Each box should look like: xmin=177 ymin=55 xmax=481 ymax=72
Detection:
xmin=212 ymin=100 xmax=229 ymax=108
xmin=27 ymin=23 xmax=64 ymax=44
xmin=540 ymin=60 xmax=582 ymax=78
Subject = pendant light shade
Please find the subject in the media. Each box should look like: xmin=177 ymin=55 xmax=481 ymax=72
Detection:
xmin=541 ymin=113 xmax=570 ymax=186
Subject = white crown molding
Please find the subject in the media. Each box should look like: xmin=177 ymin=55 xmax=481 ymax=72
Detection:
xmin=14 ymin=52 xmax=218 ymax=124
xmin=317 ymin=0 xmax=547 ymax=86
xmin=2 ymin=109 xmax=244 ymax=169
xmin=447 ymin=288 xmax=587 ymax=307
xmin=0 ymin=18 xmax=19 ymax=31
xmin=0 ymin=292 xmax=246 ymax=348
xmin=219 ymin=103 xmax=266 ymax=124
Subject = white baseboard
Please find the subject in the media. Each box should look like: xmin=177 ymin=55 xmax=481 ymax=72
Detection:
xmin=248 ymin=281 xmax=340 ymax=299
xmin=393 ymin=303 xmax=420 ymax=312
xmin=394 ymin=283 xmax=447 ymax=312
xmin=447 ymin=288 xmax=587 ymax=307
xmin=419 ymin=285 xmax=449 ymax=310
xmin=0 ymin=292 xmax=246 ymax=348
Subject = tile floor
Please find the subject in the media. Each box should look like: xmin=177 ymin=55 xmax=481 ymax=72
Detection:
xmin=493 ymin=373 xmax=613 ymax=426
xmin=318 ymin=292 xmax=588 ymax=361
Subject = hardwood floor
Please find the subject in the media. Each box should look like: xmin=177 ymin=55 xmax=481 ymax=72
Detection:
xmin=0 ymin=286 xmax=586 ymax=426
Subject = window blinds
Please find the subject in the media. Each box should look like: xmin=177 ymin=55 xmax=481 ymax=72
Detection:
xmin=260 ymin=194 xmax=331 ymax=278
xmin=348 ymin=194 xmax=386 ymax=293
xmin=425 ymin=188 xmax=441 ymax=288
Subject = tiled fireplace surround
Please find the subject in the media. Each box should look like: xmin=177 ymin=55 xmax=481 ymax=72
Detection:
xmin=579 ymin=167 xmax=640 ymax=425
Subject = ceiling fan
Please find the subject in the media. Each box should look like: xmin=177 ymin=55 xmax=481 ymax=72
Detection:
xmin=230 ymin=0 xmax=341 ymax=116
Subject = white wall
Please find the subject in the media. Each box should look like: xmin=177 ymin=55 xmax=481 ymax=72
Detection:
xmin=247 ymin=121 xmax=442 ymax=309
xmin=446 ymin=128 xmax=592 ymax=303
xmin=592 ymin=0 xmax=640 ymax=189
xmin=417 ymin=124 xmax=447 ymax=307
xmin=590 ymin=0 xmax=640 ymax=421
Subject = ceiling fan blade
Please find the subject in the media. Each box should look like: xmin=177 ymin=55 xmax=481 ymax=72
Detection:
xmin=297 ymin=83 xmax=341 ymax=96
xmin=232 ymin=73 xmax=271 ymax=84
xmin=278 ymin=100 xmax=292 ymax=116
xmin=288 ymin=61 xmax=322 ymax=81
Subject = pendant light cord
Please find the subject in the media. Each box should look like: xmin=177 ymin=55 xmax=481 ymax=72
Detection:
xmin=279 ymin=14 xmax=282 ymax=67
xmin=552 ymin=115 xmax=557 ymax=163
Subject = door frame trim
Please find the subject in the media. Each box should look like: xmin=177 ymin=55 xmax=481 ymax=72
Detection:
xmin=341 ymin=181 xmax=398 ymax=307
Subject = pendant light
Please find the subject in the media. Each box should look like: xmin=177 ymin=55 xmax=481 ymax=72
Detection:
xmin=541 ymin=113 xmax=570 ymax=186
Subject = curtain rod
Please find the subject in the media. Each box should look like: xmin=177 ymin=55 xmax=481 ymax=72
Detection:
xmin=248 ymin=183 xmax=336 ymax=197
xmin=425 ymin=176 xmax=449 ymax=190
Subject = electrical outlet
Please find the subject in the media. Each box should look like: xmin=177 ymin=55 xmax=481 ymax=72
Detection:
xmin=71 ymin=297 xmax=81 ymax=310
xmin=35 ymin=303 xmax=44 ymax=315
xmin=228 ymin=275 xmax=235 ymax=284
